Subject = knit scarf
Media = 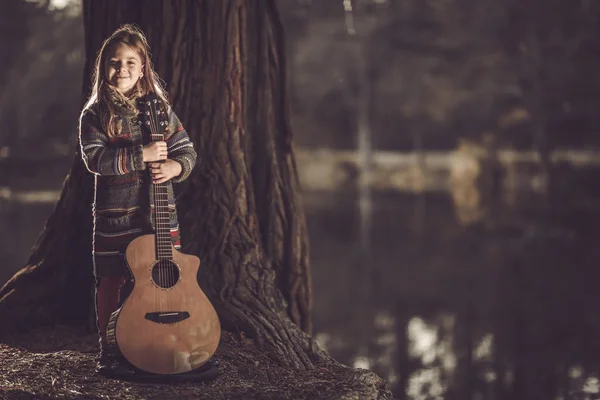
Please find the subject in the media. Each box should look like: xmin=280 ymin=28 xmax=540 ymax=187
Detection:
xmin=103 ymin=84 xmax=142 ymax=117
xmin=99 ymin=84 xmax=145 ymax=136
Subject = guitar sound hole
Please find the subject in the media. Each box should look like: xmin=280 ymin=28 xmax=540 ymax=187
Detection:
xmin=151 ymin=260 xmax=180 ymax=289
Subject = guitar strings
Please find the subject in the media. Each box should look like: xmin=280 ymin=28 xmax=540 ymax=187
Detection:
xmin=150 ymin=99 xmax=175 ymax=314
xmin=148 ymin=100 xmax=159 ymax=313
xmin=150 ymin=100 xmax=163 ymax=313
xmin=156 ymin=101 xmax=172 ymax=293
xmin=158 ymin=102 xmax=173 ymax=296
xmin=157 ymin=102 xmax=167 ymax=311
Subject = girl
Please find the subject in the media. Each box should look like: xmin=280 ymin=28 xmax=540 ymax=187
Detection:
xmin=78 ymin=24 xmax=197 ymax=375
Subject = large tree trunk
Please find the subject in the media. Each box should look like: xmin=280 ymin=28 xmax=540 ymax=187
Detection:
xmin=0 ymin=1 xmax=391 ymax=397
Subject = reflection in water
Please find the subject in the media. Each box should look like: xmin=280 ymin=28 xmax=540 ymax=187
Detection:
xmin=306 ymin=162 xmax=600 ymax=399
xmin=406 ymin=316 xmax=455 ymax=400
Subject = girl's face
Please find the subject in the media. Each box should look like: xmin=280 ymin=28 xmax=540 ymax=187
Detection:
xmin=104 ymin=43 xmax=144 ymax=96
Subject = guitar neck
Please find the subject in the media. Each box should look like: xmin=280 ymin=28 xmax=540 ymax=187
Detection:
xmin=150 ymin=133 xmax=173 ymax=261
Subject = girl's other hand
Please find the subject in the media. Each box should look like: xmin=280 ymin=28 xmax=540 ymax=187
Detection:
xmin=149 ymin=159 xmax=183 ymax=184
xmin=143 ymin=141 xmax=167 ymax=162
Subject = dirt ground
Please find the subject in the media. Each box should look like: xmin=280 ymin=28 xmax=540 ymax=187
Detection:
xmin=0 ymin=326 xmax=391 ymax=400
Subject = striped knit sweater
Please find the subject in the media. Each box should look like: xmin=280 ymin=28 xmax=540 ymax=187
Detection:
xmin=79 ymin=92 xmax=197 ymax=278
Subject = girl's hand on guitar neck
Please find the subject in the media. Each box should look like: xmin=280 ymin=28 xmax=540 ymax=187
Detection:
xmin=143 ymin=141 xmax=168 ymax=162
xmin=149 ymin=159 xmax=183 ymax=184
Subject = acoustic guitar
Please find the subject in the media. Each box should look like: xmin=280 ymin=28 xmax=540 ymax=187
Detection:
xmin=106 ymin=95 xmax=221 ymax=375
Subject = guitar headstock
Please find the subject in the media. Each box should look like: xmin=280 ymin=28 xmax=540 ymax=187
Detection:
xmin=140 ymin=93 xmax=169 ymax=140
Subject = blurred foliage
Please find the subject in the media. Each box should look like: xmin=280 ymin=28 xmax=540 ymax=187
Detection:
xmin=0 ymin=0 xmax=36 ymax=88
xmin=0 ymin=0 xmax=83 ymax=158
xmin=2 ymin=0 xmax=599 ymax=157
xmin=279 ymin=0 xmax=600 ymax=151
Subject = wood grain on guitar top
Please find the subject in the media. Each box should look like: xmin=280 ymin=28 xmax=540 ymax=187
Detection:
xmin=115 ymin=234 xmax=221 ymax=375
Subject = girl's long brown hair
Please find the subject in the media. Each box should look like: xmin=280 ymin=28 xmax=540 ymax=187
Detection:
xmin=80 ymin=24 xmax=170 ymax=137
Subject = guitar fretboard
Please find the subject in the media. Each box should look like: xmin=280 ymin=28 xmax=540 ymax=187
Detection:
xmin=150 ymin=134 xmax=173 ymax=261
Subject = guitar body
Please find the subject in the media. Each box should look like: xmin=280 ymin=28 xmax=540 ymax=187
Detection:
xmin=110 ymin=234 xmax=221 ymax=375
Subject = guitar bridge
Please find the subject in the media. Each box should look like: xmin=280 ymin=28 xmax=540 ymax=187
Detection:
xmin=144 ymin=311 xmax=190 ymax=324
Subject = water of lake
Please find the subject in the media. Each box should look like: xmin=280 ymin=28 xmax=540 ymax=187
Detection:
xmin=2 ymin=164 xmax=600 ymax=400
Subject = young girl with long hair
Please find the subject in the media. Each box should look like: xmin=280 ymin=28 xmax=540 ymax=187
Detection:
xmin=78 ymin=24 xmax=199 ymax=376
